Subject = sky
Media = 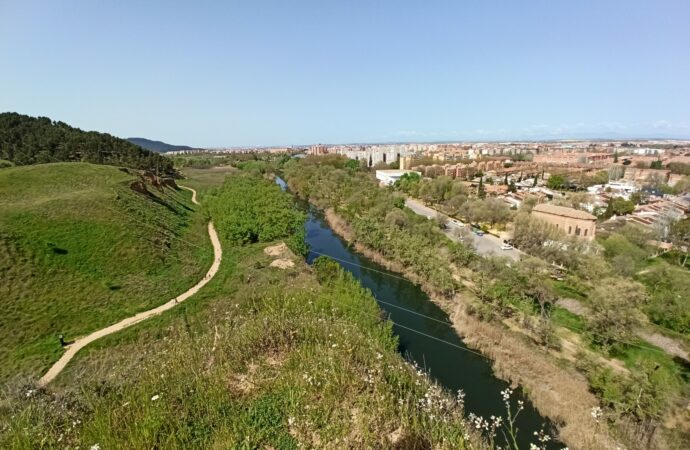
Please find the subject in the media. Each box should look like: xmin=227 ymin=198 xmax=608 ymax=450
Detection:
xmin=1 ymin=0 xmax=689 ymax=147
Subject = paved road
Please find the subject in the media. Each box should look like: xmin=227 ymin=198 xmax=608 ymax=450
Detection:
xmin=38 ymin=186 xmax=222 ymax=386
xmin=405 ymin=198 xmax=521 ymax=261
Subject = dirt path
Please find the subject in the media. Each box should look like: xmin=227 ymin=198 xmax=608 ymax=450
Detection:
xmin=38 ymin=186 xmax=221 ymax=386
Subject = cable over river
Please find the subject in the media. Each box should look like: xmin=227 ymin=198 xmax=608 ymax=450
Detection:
xmin=276 ymin=176 xmax=561 ymax=450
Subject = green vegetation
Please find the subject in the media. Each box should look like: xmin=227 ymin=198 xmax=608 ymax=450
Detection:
xmin=0 ymin=113 xmax=174 ymax=174
xmin=172 ymin=150 xmax=293 ymax=172
xmin=667 ymin=162 xmax=690 ymax=175
xmin=0 ymin=167 xmax=478 ymax=449
xmin=285 ymin=156 xmax=690 ymax=449
xmin=668 ymin=217 xmax=690 ymax=268
xmin=393 ymin=174 xmax=512 ymax=228
xmin=602 ymin=197 xmax=636 ymax=218
xmin=0 ymin=163 xmax=210 ymax=381
xmin=177 ymin=166 xmax=237 ymax=196
xmin=284 ymin=156 xmax=475 ymax=296
xmin=585 ymin=278 xmax=647 ymax=349
xmin=546 ymin=174 xmax=565 ymax=189
xmin=551 ymin=307 xmax=586 ymax=330
xmin=126 ymin=137 xmax=193 ymax=153
xmin=205 ymin=174 xmax=307 ymax=256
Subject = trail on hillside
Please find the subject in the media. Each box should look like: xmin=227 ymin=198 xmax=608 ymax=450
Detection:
xmin=38 ymin=186 xmax=221 ymax=386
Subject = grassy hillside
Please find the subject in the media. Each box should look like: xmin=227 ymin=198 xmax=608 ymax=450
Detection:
xmin=0 ymin=163 xmax=211 ymax=381
xmin=0 ymin=171 xmax=480 ymax=449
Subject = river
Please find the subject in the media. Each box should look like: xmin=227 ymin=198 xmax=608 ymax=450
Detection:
xmin=276 ymin=177 xmax=559 ymax=449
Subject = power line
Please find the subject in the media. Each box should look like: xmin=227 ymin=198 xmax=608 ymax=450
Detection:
xmin=374 ymin=298 xmax=454 ymax=327
xmin=320 ymin=290 xmax=493 ymax=362
xmin=308 ymin=249 xmax=421 ymax=284
xmin=308 ymin=249 xmax=680 ymax=358
xmin=313 ymin=258 xmax=688 ymax=413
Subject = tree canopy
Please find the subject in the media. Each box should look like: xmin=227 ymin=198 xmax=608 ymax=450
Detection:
xmin=0 ymin=112 xmax=174 ymax=174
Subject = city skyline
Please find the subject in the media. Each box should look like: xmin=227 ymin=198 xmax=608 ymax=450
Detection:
xmin=2 ymin=0 xmax=689 ymax=146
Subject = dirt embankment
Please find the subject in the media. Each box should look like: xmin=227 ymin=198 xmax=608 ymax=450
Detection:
xmin=323 ymin=208 xmax=621 ymax=450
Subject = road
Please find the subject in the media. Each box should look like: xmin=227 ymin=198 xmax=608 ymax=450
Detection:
xmin=38 ymin=186 xmax=222 ymax=386
xmin=404 ymin=198 xmax=521 ymax=261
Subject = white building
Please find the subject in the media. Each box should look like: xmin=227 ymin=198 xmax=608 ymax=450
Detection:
xmin=375 ymin=169 xmax=421 ymax=186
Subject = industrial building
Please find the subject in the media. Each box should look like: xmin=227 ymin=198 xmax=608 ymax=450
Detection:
xmin=375 ymin=169 xmax=421 ymax=186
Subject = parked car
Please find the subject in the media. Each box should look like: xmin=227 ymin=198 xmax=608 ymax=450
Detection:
xmin=450 ymin=218 xmax=463 ymax=226
xmin=501 ymin=243 xmax=513 ymax=250
xmin=473 ymin=229 xmax=485 ymax=236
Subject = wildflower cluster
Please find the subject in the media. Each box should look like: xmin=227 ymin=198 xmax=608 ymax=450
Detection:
xmin=590 ymin=406 xmax=603 ymax=423
xmin=529 ymin=429 xmax=552 ymax=450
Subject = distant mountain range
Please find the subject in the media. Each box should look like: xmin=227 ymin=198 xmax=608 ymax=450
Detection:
xmin=127 ymin=137 xmax=196 ymax=153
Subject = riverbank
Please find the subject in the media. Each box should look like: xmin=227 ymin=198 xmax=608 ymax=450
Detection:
xmin=323 ymin=208 xmax=621 ymax=450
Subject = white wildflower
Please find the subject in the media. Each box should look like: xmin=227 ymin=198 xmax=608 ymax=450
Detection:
xmin=590 ymin=406 xmax=602 ymax=422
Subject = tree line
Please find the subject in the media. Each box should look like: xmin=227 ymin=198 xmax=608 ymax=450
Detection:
xmin=0 ymin=112 xmax=175 ymax=175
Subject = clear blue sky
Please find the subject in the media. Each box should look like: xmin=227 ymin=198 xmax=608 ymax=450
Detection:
xmin=1 ymin=0 xmax=689 ymax=146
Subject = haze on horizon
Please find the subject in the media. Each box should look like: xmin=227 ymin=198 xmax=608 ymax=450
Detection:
xmin=1 ymin=0 xmax=689 ymax=147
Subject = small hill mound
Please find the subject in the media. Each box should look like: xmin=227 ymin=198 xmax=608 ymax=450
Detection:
xmin=0 ymin=112 xmax=174 ymax=175
xmin=0 ymin=163 xmax=210 ymax=381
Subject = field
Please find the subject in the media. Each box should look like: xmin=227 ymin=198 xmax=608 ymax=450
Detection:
xmin=178 ymin=166 xmax=236 ymax=198
xmin=0 ymin=163 xmax=211 ymax=381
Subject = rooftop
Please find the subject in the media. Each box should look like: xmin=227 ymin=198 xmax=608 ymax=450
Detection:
xmin=532 ymin=203 xmax=597 ymax=221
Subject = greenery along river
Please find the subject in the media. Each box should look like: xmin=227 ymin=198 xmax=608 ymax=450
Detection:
xmin=275 ymin=177 xmax=561 ymax=450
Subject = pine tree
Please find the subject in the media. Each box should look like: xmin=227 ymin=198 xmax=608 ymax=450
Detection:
xmin=477 ymin=177 xmax=486 ymax=199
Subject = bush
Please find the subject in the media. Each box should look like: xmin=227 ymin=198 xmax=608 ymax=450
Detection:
xmin=206 ymin=174 xmax=307 ymax=255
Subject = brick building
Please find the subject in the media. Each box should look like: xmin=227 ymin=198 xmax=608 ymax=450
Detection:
xmin=531 ymin=204 xmax=597 ymax=240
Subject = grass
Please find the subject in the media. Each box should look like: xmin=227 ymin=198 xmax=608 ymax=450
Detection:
xmin=0 ymin=163 xmax=211 ymax=381
xmin=0 ymin=166 xmax=481 ymax=448
xmin=551 ymin=306 xmax=586 ymax=331
xmin=550 ymin=279 xmax=588 ymax=301
xmin=0 ymin=239 xmax=480 ymax=449
xmin=178 ymin=166 xmax=236 ymax=199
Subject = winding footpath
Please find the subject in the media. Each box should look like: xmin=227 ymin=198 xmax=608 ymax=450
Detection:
xmin=38 ymin=186 xmax=222 ymax=386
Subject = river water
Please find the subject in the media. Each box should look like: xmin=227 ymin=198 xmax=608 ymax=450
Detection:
xmin=276 ymin=177 xmax=559 ymax=449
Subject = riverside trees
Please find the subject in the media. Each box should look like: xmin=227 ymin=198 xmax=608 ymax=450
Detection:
xmin=284 ymin=157 xmax=474 ymax=297
xmin=205 ymin=174 xmax=307 ymax=256
xmin=285 ymin=156 xmax=689 ymax=449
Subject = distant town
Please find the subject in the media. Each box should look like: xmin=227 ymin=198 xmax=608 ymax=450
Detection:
xmin=168 ymin=139 xmax=690 ymax=245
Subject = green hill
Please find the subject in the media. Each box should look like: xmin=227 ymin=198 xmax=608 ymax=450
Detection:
xmin=127 ymin=137 xmax=195 ymax=153
xmin=0 ymin=163 xmax=211 ymax=381
xmin=0 ymin=112 xmax=175 ymax=175
xmin=1 ymin=170 xmax=479 ymax=449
